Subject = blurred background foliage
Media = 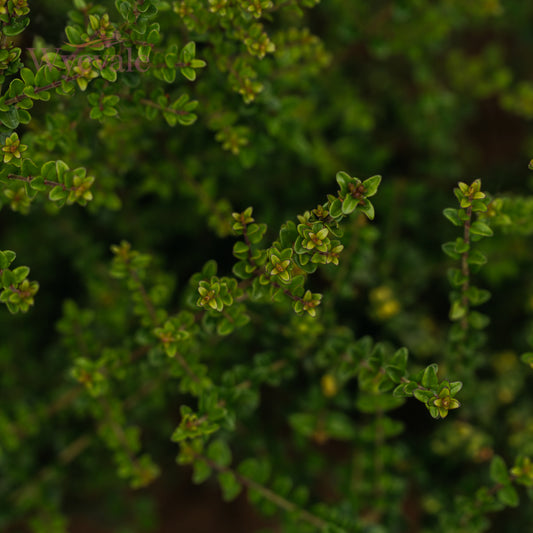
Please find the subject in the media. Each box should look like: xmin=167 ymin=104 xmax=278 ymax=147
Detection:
xmin=2 ymin=0 xmax=533 ymax=531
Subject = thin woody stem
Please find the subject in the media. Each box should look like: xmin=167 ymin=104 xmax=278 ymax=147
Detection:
xmin=4 ymin=75 xmax=82 ymax=105
xmin=198 ymin=453 xmax=332 ymax=531
xmin=7 ymin=173 xmax=74 ymax=191
xmin=460 ymin=203 xmax=472 ymax=331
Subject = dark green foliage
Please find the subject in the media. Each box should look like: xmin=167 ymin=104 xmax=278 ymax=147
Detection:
xmin=2 ymin=1 xmax=533 ymax=532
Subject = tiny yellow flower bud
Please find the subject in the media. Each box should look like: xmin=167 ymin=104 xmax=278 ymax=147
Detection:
xmin=321 ymin=374 xmax=338 ymax=397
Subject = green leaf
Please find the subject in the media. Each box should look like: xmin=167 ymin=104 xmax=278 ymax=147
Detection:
xmin=163 ymin=111 xmax=178 ymax=126
xmin=0 ymin=106 xmax=19 ymax=129
xmin=454 ymin=238 xmax=469 ymax=254
xmin=497 ymin=485 xmax=519 ymax=507
xmin=385 ymin=365 xmax=404 ymax=384
xmin=2 ymin=269 xmax=15 ymax=287
xmin=146 ymin=28 xmax=160 ymax=45
xmin=392 ymin=384 xmax=409 ymax=398
xmin=335 ymin=171 xmax=351 ymax=194
xmin=181 ymin=42 xmax=196 ymax=62
xmin=271 ymin=475 xmax=293 ymax=498
xmin=192 ymin=459 xmax=211 ymax=484
xmin=470 ymin=221 xmax=493 ymax=237
xmin=180 ymin=67 xmax=196 ymax=81
xmin=466 ymin=287 xmax=491 ymax=306
xmin=443 ymin=207 xmax=462 ymax=226
xmin=467 ymin=250 xmax=487 ymax=266
xmin=238 ymin=458 xmax=270 ymax=484
xmin=101 ymin=67 xmax=118 ymax=82
xmin=471 ymin=199 xmax=488 ymax=212
xmin=202 ymin=260 xmax=217 ymax=278
xmin=138 ymin=45 xmax=151 ymax=62
xmin=18 ymin=87 xmax=34 ymax=105
xmin=288 ymin=413 xmax=315 ymax=438
xmin=12 ymin=266 xmax=29 ymax=284
xmin=232 ymin=260 xmax=253 ymax=279
xmin=2 ymin=17 xmax=30 ymax=37
xmin=18 ymin=110 xmax=32 ymax=124
xmin=324 ymin=412 xmax=356 ymax=440
xmin=358 ymin=199 xmax=375 ymax=220
xmin=449 ymin=300 xmax=466 ymax=320
xmin=1 ymin=250 xmax=15 ymax=267
xmin=428 ymin=405 xmax=440 ymax=419
xmin=341 ymin=195 xmax=358 ymax=215
xmin=449 ymin=381 xmax=463 ymax=395
xmin=403 ymin=381 xmax=418 ymax=395
xmin=20 ymin=158 xmax=38 ymax=178
xmin=246 ymin=223 xmax=265 ymax=244
xmin=207 ymin=439 xmax=232 ymax=468
xmin=0 ymin=251 xmax=11 ymax=270
xmin=56 ymin=160 xmax=69 ymax=182
xmin=103 ymin=106 xmax=118 ymax=117
xmin=490 ymin=455 xmax=510 ymax=485
xmin=8 ymin=79 xmax=24 ymax=98
xmin=218 ymin=471 xmax=242 ymax=502
xmin=49 ymin=185 xmax=67 ymax=201
xmin=191 ymin=59 xmax=206 ymax=68
xmin=89 ymin=107 xmax=104 ymax=120
xmin=329 ymin=198 xmax=343 ymax=218
xmin=165 ymin=44 xmax=178 ymax=67
xmin=362 ymin=175 xmax=381 ymax=197
xmin=413 ymin=389 xmax=434 ymax=403
xmin=177 ymin=112 xmax=197 ymax=126
xmin=41 ymin=161 xmax=57 ymax=181
xmin=520 ymin=352 xmax=533 ymax=367
xmin=6 ymin=301 xmax=19 ymax=313
xmin=216 ymin=318 xmax=234 ymax=336
xmin=468 ymin=311 xmax=490 ymax=329
xmin=65 ymin=25 xmax=83 ymax=45
xmin=233 ymin=241 xmax=249 ymax=259
xmin=442 ymin=242 xmax=460 ymax=259
xmin=421 ymin=364 xmax=439 ymax=389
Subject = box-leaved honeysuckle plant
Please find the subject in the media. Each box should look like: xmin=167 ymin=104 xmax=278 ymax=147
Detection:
xmin=2 ymin=1 xmax=533 ymax=532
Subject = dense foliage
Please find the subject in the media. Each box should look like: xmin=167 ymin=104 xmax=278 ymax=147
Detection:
xmin=2 ymin=0 xmax=533 ymax=531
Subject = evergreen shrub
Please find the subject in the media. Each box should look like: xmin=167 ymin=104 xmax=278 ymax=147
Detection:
xmin=2 ymin=1 xmax=533 ymax=531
